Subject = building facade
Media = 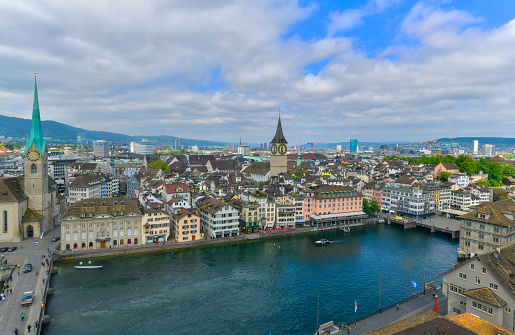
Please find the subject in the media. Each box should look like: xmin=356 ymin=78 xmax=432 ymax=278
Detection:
xmin=197 ymin=196 xmax=239 ymax=239
xmin=93 ymin=140 xmax=109 ymax=158
xmin=60 ymin=197 xmax=143 ymax=250
xmin=458 ymin=199 xmax=515 ymax=259
xmin=381 ymin=186 xmax=435 ymax=218
xmin=171 ymin=208 xmax=203 ymax=242
xmin=142 ymin=207 xmax=170 ymax=244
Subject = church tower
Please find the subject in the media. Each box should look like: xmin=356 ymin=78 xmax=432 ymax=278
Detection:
xmin=24 ymin=71 xmax=49 ymax=232
xmin=269 ymin=113 xmax=288 ymax=176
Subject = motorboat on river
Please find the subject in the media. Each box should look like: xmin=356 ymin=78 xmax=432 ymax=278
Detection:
xmin=74 ymin=265 xmax=103 ymax=269
xmin=315 ymin=239 xmax=330 ymax=246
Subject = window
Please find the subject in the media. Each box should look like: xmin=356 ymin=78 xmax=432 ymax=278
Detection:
xmin=506 ymin=308 xmax=511 ymax=313
xmin=482 ymin=267 xmax=487 ymax=274
xmin=479 ymin=234 xmax=485 ymax=239
xmin=89 ymin=232 xmax=93 ymax=239
xmin=479 ymin=244 xmax=484 ymax=250
xmin=489 ymin=283 xmax=498 ymax=290
xmin=3 ymin=211 xmax=7 ymax=233
xmin=31 ymin=164 xmax=37 ymax=174
xmin=73 ymin=233 xmax=78 ymax=241
xmin=470 ymin=264 xmax=475 ymax=270
xmin=65 ymin=233 xmax=71 ymax=241
xmin=81 ymin=232 xmax=86 ymax=240
xmin=453 ymin=307 xmax=461 ymax=314
xmin=475 ymin=277 xmax=481 ymax=285
xmin=459 ymin=272 xmax=467 ymax=279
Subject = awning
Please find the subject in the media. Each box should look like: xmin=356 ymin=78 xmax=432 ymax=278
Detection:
xmin=215 ymin=232 xmax=222 ymax=236
xmin=224 ymin=230 xmax=230 ymax=234
xmin=295 ymin=221 xmax=306 ymax=225
xmin=231 ymin=229 xmax=239 ymax=233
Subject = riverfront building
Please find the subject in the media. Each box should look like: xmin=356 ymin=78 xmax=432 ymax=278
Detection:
xmin=60 ymin=197 xmax=143 ymax=250
xmin=171 ymin=208 xmax=203 ymax=242
xmin=458 ymin=199 xmax=515 ymax=259
xmin=142 ymin=207 xmax=170 ymax=244
xmin=197 ymin=196 xmax=240 ymax=238
xmin=303 ymin=185 xmax=365 ymax=227
xmin=381 ymin=186 xmax=435 ymax=218
xmin=440 ymin=243 xmax=515 ymax=331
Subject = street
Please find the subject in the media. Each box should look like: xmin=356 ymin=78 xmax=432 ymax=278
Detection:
xmin=0 ymin=225 xmax=61 ymax=335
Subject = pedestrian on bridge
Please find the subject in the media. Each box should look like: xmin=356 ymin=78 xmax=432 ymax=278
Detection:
xmin=20 ymin=312 xmax=24 ymax=321
xmin=27 ymin=324 xmax=31 ymax=333
xmin=13 ymin=328 xmax=18 ymax=335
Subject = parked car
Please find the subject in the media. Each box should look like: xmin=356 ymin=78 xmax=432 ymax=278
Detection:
xmin=23 ymin=263 xmax=32 ymax=273
xmin=51 ymin=236 xmax=60 ymax=242
xmin=7 ymin=247 xmax=17 ymax=252
xmin=0 ymin=247 xmax=7 ymax=253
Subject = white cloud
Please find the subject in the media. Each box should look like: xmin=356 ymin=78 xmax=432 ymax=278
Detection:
xmin=0 ymin=1 xmax=515 ymax=143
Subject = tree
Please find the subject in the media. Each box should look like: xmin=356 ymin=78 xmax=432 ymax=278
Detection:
xmin=148 ymin=160 xmax=171 ymax=174
xmin=440 ymin=171 xmax=452 ymax=182
xmin=369 ymin=200 xmax=380 ymax=214
xmin=493 ymin=188 xmax=509 ymax=202
xmin=362 ymin=198 xmax=371 ymax=215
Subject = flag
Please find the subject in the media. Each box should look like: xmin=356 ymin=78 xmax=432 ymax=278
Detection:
xmin=354 ymin=300 xmax=357 ymax=313
xmin=411 ymin=280 xmax=418 ymax=289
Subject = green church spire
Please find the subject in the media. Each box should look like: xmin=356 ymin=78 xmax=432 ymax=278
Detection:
xmin=297 ymin=143 xmax=301 ymax=167
xmin=25 ymin=70 xmax=46 ymax=156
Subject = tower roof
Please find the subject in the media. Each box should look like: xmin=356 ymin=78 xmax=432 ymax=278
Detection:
xmin=270 ymin=115 xmax=287 ymax=144
xmin=25 ymin=74 xmax=46 ymax=156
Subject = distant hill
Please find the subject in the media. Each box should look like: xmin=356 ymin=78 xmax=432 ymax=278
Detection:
xmin=0 ymin=114 xmax=225 ymax=146
xmin=437 ymin=137 xmax=515 ymax=147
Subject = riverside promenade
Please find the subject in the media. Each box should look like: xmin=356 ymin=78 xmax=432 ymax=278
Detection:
xmin=0 ymin=225 xmax=61 ymax=335
xmin=319 ymin=286 xmax=447 ymax=335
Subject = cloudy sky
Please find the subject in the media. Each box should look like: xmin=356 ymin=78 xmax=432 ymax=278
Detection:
xmin=1 ymin=0 xmax=515 ymax=144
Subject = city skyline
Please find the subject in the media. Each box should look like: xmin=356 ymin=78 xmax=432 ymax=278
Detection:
xmin=1 ymin=1 xmax=515 ymax=143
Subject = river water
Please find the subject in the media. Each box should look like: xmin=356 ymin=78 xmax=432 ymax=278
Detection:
xmin=43 ymin=224 xmax=459 ymax=335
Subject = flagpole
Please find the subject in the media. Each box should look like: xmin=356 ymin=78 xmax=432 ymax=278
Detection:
xmin=316 ymin=294 xmax=320 ymax=334
xmin=424 ymin=258 xmax=426 ymax=295
xmin=379 ymin=274 xmax=382 ymax=313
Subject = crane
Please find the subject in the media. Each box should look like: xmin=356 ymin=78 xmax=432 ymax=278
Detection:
xmin=307 ymin=142 xmax=324 ymax=152
xmin=402 ymin=139 xmax=437 ymax=151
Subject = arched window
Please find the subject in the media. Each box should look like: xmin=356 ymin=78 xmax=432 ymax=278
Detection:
xmin=81 ymin=242 xmax=86 ymax=249
xmin=3 ymin=211 xmax=6 ymax=233
xmin=113 ymin=240 xmax=118 ymax=246
xmin=73 ymin=243 xmax=78 ymax=249
xmin=128 ymin=239 xmax=131 ymax=245
xmin=31 ymin=164 xmax=37 ymax=174
xmin=89 ymin=242 xmax=93 ymax=248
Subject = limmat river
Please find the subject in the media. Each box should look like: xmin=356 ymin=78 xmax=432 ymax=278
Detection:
xmin=44 ymin=224 xmax=459 ymax=335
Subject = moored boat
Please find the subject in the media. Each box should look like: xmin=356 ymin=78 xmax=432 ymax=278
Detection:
xmin=74 ymin=265 xmax=103 ymax=269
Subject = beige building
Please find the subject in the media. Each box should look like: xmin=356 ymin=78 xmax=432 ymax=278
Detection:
xmin=60 ymin=197 xmax=143 ymax=250
xmin=440 ymin=244 xmax=515 ymax=331
xmin=0 ymin=74 xmax=64 ymax=242
xmin=171 ymin=208 xmax=203 ymax=242
xmin=458 ymin=199 xmax=515 ymax=259
xmin=269 ymin=115 xmax=288 ymax=177
xmin=142 ymin=207 xmax=170 ymax=244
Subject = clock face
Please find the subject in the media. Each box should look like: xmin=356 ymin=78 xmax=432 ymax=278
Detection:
xmin=270 ymin=144 xmax=278 ymax=155
xmin=26 ymin=149 xmax=41 ymax=162
xmin=278 ymin=143 xmax=287 ymax=155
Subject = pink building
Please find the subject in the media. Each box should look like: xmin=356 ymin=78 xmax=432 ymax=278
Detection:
xmin=304 ymin=186 xmax=363 ymax=223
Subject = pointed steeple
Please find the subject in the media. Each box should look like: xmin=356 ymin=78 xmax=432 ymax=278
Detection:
xmin=297 ymin=143 xmax=301 ymax=167
xmin=25 ymin=71 xmax=46 ymax=156
xmin=270 ymin=111 xmax=287 ymax=144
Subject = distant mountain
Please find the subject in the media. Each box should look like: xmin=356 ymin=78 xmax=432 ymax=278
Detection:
xmin=0 ymin=114 xmax=226 ymax=146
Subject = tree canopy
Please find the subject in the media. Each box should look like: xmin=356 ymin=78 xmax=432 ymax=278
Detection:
xmin=147 ymin=160 xmax=171 ymax=174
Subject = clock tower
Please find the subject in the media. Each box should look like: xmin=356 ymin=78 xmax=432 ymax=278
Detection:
xmin=24 ymin=71 xmax=49 ymax=232
xmin=269 ymin=113 xmax=288 ymax=176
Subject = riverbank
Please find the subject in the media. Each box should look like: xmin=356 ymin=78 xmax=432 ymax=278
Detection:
xmin=56 ymin=220 xmax=378 ymax=261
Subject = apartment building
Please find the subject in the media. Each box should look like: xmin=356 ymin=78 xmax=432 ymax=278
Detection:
xmin=229 ymin=199 xmax=259 ymax=233
xmin=458 ymin=199 xmax=515 ymax=258
xmin=439 ymin=245 xmax=515 ymax=331
xmin=171 ymin=208 xmax=203 ymax=242
xmin=275 ymin=204 xmax=295 ymax=228
xmin=381 ymin=186 xmax=435 ymax=218
xmin=286 ymin=193 xmax=305 ymax=226
xmin=197 ymin=196 xmax=240 ymax=239
xmin=142 ymin=207 xmax=170 ymax=244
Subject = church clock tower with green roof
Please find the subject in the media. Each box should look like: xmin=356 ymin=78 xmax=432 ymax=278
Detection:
xmin=23 ymin=70 xmax=49 ymax=235
xmin=269 ymin=112 xmax=288 ymax=176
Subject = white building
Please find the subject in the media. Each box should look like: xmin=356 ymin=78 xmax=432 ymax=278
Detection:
xmin=136 ymin=139 xmax=153 ymax=155
xmin=197 ymin=196 xmax=240 ymax=239
xmin=238 ymin=145 xmax=251 ymax=156
xmin=473 ymin=140 xmax=479 ymax=155
xmin=381 ymin=186 xmax=435 ymax=217
xmin=484 ymin=144 xmax=495 ymax=157
xmin=93 ymin=140 xmax=109 ymax=158
xmin=448 ymin=173 xmax=470 ymax=188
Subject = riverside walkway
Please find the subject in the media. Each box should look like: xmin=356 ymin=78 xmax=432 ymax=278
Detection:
xmin=318 ymin=286 xmax=447 ymax=335
xmin=0 ymin=225 xmax=61 ymax=335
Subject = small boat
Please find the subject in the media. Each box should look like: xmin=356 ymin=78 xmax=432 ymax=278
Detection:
xmin=315 ymin=239 xmax=330 ymax=246
xmin=75 ymin=265 xmax=103 ymax=269
xmin=343 ymin=227 xmax=350 ymax=233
